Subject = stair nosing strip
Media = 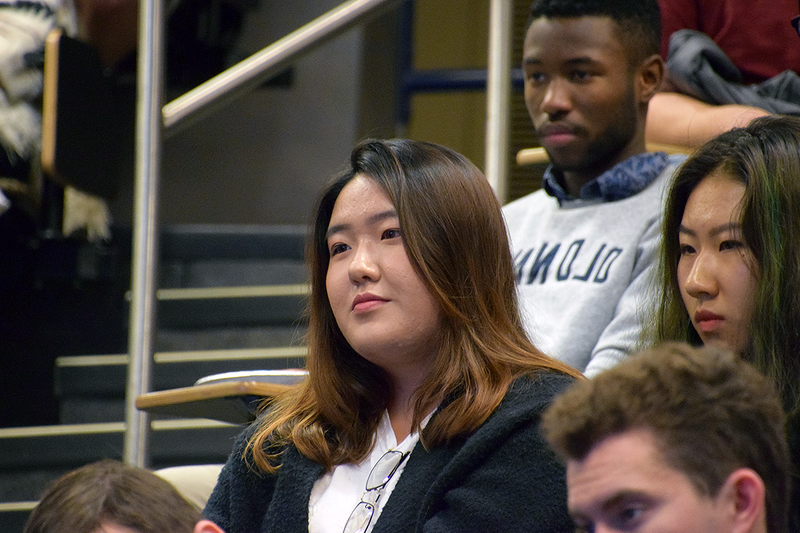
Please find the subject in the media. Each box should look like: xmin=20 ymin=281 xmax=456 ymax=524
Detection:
xmin=157 ymin=346 xmax=307 ymax=363
xmin=154 ymin=283 xmax=309 ymax=300
xmin=0 ymin=422 xmax=125 ymax=438
xmin=0 ymin=501 xmax=38 ymax=512
xmin=150 ymin=418 xmax=236 ymax=430
xmin=0 ymin=419 xmax=235 ymax=439
xmin=56 ymin=346 xmax=308 ymax=367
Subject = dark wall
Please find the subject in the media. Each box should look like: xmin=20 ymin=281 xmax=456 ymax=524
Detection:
xmin=109 ymin=0 xmax=368 ymax=226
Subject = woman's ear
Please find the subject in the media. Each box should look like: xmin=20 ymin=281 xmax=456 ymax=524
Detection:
xmin=719 ymin=468 xmax=767 ymax=533
xmin=194 ymin=519 xmax=226 ymax=533
xmin=635 ymin=54 xmax=665 ymax=104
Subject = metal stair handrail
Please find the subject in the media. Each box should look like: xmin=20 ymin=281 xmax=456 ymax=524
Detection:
xmin=162 ymin=0 xmax=405 ymax=135
xmin=127 ymin=0 xmax=513 ymax=466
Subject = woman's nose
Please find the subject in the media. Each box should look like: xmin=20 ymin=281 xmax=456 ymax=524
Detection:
xmin=348 ymin=244 xmax=380 ymax=283
xmin=683 ymin=253 xmax=719 ymax=298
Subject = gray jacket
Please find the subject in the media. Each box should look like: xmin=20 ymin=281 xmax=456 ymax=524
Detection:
xmin=667 ymin=29 xmax=800 ymax=114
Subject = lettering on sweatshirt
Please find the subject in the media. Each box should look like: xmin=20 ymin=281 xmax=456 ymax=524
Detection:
xmin=513 ymin=240 xmax=623 ymax=285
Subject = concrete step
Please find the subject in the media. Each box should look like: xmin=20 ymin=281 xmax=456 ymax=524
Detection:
xmin=56 ymin=346 xmax=308 ymax=394
xmin=0 ymin=223 xmax=309 ymax=520
xmin=155 ymin=283 xmax=308 ymax=328
xmin=158 ymin=224 xmax=306 ymax=262
xmin=55 ymin=347 xmax=307 ymax=423
xmin=0 ymin=504 xmax=32 ymax=533
xmin=0 ymin=418 xmax=242 ymax=518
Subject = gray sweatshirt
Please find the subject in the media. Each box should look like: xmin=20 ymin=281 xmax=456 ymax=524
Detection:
xmin=503 ymin=152 xmax=685 ymax=375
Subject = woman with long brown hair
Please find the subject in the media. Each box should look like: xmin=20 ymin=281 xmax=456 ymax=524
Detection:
xmin=204 ymin=139 xmax=580 ymax=533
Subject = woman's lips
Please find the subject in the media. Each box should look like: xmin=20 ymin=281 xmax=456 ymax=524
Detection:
xmin=352 ymin=293 xmax=388 ymax=312
xmin=694 ymin=310 xmax=723 ymax=333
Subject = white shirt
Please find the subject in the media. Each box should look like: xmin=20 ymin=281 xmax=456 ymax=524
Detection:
xmin=308 ymin=411 xmax=431 ymax=533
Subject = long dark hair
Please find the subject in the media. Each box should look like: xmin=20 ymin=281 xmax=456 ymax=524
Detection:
xmin=651 ymin=115 xmax=800 ymax=415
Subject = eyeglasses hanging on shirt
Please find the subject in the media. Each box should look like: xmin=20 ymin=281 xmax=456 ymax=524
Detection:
xmin=342 ymin=450 xmax=410 ymax=533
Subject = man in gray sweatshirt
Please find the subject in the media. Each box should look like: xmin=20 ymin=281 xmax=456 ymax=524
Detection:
xmin=504 ymin=0 xmax=685 ymax=375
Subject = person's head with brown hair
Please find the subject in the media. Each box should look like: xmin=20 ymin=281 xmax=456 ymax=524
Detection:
xmin=23 ymin=459 xmax=215 ymax=533
xmin=247 ymin=138 xmax=580 ymax=472
xmin=542 ymin=342 xmax=789 ymax=533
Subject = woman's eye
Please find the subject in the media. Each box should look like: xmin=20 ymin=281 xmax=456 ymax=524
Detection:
xmin=678 ymin=243 xmax=695 ymax=255
xmin=382 ymin=228 xmax=402 ymax=240
xmin=719 ymin=240 xmax=744 ymax=251
xmin=329 ymin=243 xmax=349 ymax=257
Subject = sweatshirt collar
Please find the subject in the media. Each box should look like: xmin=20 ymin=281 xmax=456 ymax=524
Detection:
xmin=543 ymin=151 xmax=669 ymax=203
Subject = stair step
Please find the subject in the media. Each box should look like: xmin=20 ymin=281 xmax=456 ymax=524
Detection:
xmin=55 ymin=347 xmax=308 ymax=396
xmin=160 ymin=258 xmax=307 ymax=289
xmin=0 ymin=504 xmax=34 ymax=532
xmin=154 ymin=283 xmax=308 ymax=328
xmin=159 ymin=224 xmax=306 ymax=261
xmin=155 ymin=324 xmax=304 ymax=352
xmin=0 ymin=419 xmax=241 ymax=500
xmin=0 ymin=419 xmax=239 ymax=468
xmin=1 ymin=224 xmax=310 ymax=518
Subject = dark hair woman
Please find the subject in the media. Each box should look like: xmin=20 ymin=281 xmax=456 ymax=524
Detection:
xmin=649 ymin=115 xmax=800 ymax=532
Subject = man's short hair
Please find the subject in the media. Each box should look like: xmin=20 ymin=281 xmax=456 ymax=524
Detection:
xmin=527 ymin=0 xmax=661 ymax=67
xmin=542 ymin=342 xmax=789 ymax=533
xmin=24 ymin=459 xmax=201 ymax=533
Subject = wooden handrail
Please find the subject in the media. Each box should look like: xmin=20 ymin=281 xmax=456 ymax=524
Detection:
xmin=516 ymin=143 xmax=693 ymax=166
xmin=136 ymin=381 xmax=292 ymax=425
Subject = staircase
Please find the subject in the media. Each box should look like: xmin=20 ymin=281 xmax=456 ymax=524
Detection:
xmin=0 ymin=224 xmax=309 ymax=531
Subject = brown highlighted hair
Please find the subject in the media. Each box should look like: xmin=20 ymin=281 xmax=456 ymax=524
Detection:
xmin=542 ymin=342 xmax=789 ymax=533
xmin=23 ymin=459 xmax=200 ymax=533
xmin=247 ymin=138 xmax=581 ymax=472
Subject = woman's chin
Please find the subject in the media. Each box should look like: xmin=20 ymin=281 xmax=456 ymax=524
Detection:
xmin=700 ymin=335 xmax=744 ymax=356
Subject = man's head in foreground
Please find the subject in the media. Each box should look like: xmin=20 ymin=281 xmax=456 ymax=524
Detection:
xmin=542 ymin=342 xmax=789 ymax=533
xmin=23 ymin=459 xmax=226 ymax=533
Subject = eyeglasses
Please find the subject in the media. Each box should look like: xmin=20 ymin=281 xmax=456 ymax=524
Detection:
xmin=793 ymin=14 xmax=800 ymax=38
xmin=342 ymin=450 xmax=409 ymax=533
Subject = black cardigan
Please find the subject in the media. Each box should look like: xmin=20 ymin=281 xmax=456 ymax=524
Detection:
xmin=204 ymin=371 xmax=575 ymax=533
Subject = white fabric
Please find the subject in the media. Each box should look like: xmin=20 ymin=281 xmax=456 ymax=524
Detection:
xmin=0 ymin=1 xmax=58 ymax=102
xmin=308 ymin=411 xmax=431 ymax=533
xmin=154 ymin=464 xmax=224 ymax=511
xmin=0 ymin=188 xmax=9 ymax=215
